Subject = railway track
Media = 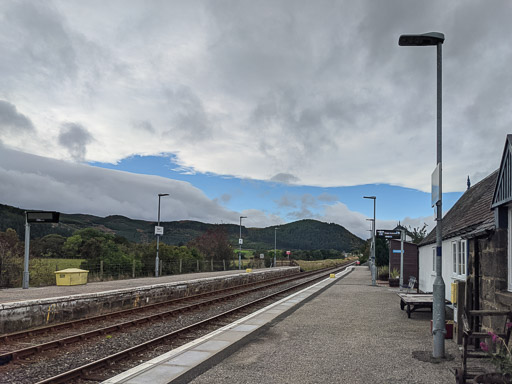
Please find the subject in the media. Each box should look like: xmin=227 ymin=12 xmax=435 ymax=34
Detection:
xmin=0 ymin=263 xmax=354 ymax=384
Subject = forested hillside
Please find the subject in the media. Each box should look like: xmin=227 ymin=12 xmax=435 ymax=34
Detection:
xmin=0 ymin=204 xmax=364 ymax=252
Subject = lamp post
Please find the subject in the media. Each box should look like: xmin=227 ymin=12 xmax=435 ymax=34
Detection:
xmin=239 ymin=216 xmax=247 ymax=270
xmin=399 ymin=31 xmax=445 ymax=358
xmin=155 ymin=193 xmax=169 ymax=278
xmin=363 ymin=196 xmax=377 ymax=286
xmin=274 ymin=227 xmax=278 ymax=268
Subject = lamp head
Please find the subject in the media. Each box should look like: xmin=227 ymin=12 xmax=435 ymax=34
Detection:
xmin=158 ymin=193 xmax=170 ymax=197
xmin=399 ymin=32 xmax=444 ymax=46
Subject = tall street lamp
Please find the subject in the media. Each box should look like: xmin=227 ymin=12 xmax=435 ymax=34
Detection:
xmin=399 ymin=31 xmax=445 ymax=358
xmin=363 ymin=196 xmax=376 ymax=286
xmin=155 ymin=193 xmax=169 ymax=277
xmin=239 ymin=216 xmax=247 ymax=270
xmin=274 ymin=227 xmax=279 ymax=268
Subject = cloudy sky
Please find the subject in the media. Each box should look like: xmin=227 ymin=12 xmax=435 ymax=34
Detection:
xmin=0 ymin=0 xmax=510 ymax=239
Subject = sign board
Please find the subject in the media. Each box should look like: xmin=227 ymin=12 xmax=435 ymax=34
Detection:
xmin=286 ymin=251 xmax=291 ymax=255
xmin=376 ymin=229 xmax=401 ymax=239
xmin=392 ymin=249 xmax=403 ymax=254
xmin=431 ymin=163 xmax=440 ymax=207
xmin=239 ymin=238 xmax=243 ymax=245
xmin=260 ymin=253 xmax=264 ymax=259
xmin=26 ymin=211 xmax=60 ymax=223
xmin=154 ymin=226 xmax=164 ymax=235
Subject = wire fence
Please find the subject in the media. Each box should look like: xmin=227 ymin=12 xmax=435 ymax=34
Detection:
xmin=0 ymin=257 xmax=294 ymax=288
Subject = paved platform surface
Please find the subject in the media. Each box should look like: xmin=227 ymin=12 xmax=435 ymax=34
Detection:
xmin=0 ymin=268 xmax=279 ymax=304
xmin=104 ymin=267 xmax=462 ymax=384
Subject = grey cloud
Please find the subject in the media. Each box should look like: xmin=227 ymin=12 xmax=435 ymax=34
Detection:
xmin=220 ymin=193 xmax=231 ymax=203
xmin=58 ymin=123 xmax=94 ymax=161
xmin=317 ymin=193 xmax=338 ymax=203
xmin=0 ymin=100 xmax=35 ymax=134
xmin=270 ymin=173 xmax=300 ymax=184
xmin=164 ymin=86 xmax=212 ymax=141
xmin=275 ymin=195 xmax=297 ymax=208
xmin=0 ymin=145 xmax=241 ymax=225
xmin=133 ymin=120 xmax=155 ymax=133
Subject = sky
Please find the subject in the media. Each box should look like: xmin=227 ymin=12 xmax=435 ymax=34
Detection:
xmin=0 ymin=0 xmax=509 ymax=240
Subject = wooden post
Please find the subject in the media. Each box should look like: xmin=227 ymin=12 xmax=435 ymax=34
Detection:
xmin=100 ymin=260 xmax=103 ymax=281
xmin=132 ymin=259 xmax=135 ymax=278
xmin=179 ymin=259 xmax=182 ymax=274
xmin=197 ymin=259 xmax=199 ymax=272
xmin=223 ymin=260 xmax=226 ymax=271
xmin=211 ymin=258 xmax=214 ymax=271
xmin=457 ymin=280 xmax=466 ymax=344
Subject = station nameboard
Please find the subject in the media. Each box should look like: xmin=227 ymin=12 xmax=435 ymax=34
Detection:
xmin=376 ymin=229 xmax=401 ymax=239
xmin=26 ymin=211 xmax=60 ymax=223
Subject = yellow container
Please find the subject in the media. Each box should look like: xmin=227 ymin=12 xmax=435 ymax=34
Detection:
xmin=330 ymin=273 xmax=336 ymax=278
xmin=451 ymin=282 xmax=458 ymax=304
xmin=246 ymin=268 xmax=252 ymax=273
xmin=55 ymin=268 xmax=89 ymax=286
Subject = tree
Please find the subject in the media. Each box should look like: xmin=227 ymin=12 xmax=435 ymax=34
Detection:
xmin=189 ymin=227 xmax=233 ymax=261
xmin=0 ymin=229 xmax=23 ymax=287
xmin=406 ymin=224 xmax=428 ymax=244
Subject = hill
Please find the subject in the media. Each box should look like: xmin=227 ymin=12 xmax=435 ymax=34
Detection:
xmin=0 ymin=204 xmax=364 ymax=252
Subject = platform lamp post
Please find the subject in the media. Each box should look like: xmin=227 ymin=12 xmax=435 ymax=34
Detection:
xmin=239 ymin=216 xmax=247 ymax=270
xmin=155 ymin=193 xmax=169 ymax=278
xmin=363 ymin=196 xmax=376 ymax=286
xmin=399 ymin=31 xmax=445 ymax=358
xmin=274 ymin=227 xmax=278 ymax=268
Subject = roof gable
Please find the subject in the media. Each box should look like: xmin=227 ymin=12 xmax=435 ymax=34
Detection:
xmin=419 ymin=170 xmax=497 ymax=246
xmin=492 ymin=134 xmax=512 ymax=208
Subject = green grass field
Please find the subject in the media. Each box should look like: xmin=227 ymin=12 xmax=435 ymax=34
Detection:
xmin=295 ymin=258 xmax=355 ymax=272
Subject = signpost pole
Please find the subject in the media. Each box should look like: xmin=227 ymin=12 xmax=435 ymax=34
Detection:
xmin=400 ymin=229 xmax=405 ymax=290
xmin=22 ymin=215 xmax=30 ymax=289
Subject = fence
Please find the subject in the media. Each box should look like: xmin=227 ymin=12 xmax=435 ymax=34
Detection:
xmin=0 ymin=257 xmax=294 ymax=288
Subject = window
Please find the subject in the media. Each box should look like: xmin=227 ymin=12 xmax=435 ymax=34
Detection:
xmin=451 ymin=239 xmax=466 ymax=278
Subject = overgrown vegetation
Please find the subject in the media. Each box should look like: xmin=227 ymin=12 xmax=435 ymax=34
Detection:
xmin=295 ymin=258 xmax=355 ymax=272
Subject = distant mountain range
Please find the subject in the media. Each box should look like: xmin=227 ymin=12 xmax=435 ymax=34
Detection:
xmin=0 ymin=203 xmax=364 ymax=252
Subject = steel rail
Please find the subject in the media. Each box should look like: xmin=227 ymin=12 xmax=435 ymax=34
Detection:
xmin=35 ymin=263 xmax=354 ymax=384
xmin=0 ymin=269 xmax=304 ymax=343
xmin=0 ymin=263 xmax=352 ymax=364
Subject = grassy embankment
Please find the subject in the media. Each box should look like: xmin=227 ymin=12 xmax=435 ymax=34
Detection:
xmin=29 ymin=258 xmax=85 ymax=286
xmin=295 ymin=257 xmax=357 ymax=272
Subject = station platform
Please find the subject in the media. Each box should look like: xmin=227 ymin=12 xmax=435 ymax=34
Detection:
xmin=104 ymin=267 xmax=462 ymax=384
xmin=0 ymin=267 xmax=298 ymax=334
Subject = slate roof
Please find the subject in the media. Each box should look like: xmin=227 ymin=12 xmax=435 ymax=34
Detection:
xmin=419 ymin=170 xmax=498 ymax=246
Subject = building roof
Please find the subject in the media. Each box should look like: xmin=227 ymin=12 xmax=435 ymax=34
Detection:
xmin=419 ymin=170 xmax=498 ymax=246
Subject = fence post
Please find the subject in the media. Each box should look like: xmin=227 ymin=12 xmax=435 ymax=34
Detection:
xmin=132 ymin=259 xmax=135 ymax=278
xmin=197 ymin=259 xmax=199 ymax=272
xmin=223 ymin=260 xmax=226 ymax=271
xmin=100 ymin=260 xmax=103 ymax=281
xmin=211 ymin=258 xmax=214 ymax=271
xmin=179 ymin=258 xmax=182 ymax=274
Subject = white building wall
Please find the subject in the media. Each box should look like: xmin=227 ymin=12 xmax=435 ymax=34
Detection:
xmin=418 ymin=236 xmax=465 ymax=302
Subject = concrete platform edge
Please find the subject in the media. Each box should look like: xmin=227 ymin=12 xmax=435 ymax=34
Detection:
xmin=103 ymin=267 xmax=354 ymax=384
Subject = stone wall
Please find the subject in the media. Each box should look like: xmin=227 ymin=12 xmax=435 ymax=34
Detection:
xmin=0 ymin=267 xmax=300 ymax=334
xmin=471 ymin=228 xmax=511 ymax=330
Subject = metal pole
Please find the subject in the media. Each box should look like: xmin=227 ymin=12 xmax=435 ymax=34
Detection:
xmin=274 ymin=228 xmax=277 ymax=268
xmin=432 ymin=41 xmax=446 ymax=358
xmin=371 ymin=198 xmax=376 ymax=286
xmin=155 ymin=195 xmax=161 ymax=277
xmin=239 ymin=217 xmax=242 ymax=270
xmin=22 ymin=215 xmax=30 ymax=289
xmin=400 ymin=229 xmax=405 ymax=290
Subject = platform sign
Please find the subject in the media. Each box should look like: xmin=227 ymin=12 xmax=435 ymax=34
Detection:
xmin=432 ymin=163 xmax=440 ymax=207
xmin=392 ymin=249 xmax=403 ymax=254
xmin=154 ymin=226 xmax=164 ymax=235
xmin=376 ymin=229 xmax=401 ymax=239
xmin=26 ymin=211 xmax=60 ymax=223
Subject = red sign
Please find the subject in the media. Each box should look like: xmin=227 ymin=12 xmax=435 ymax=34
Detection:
xmin=286 ymin=251 xmax=291 ymax=255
